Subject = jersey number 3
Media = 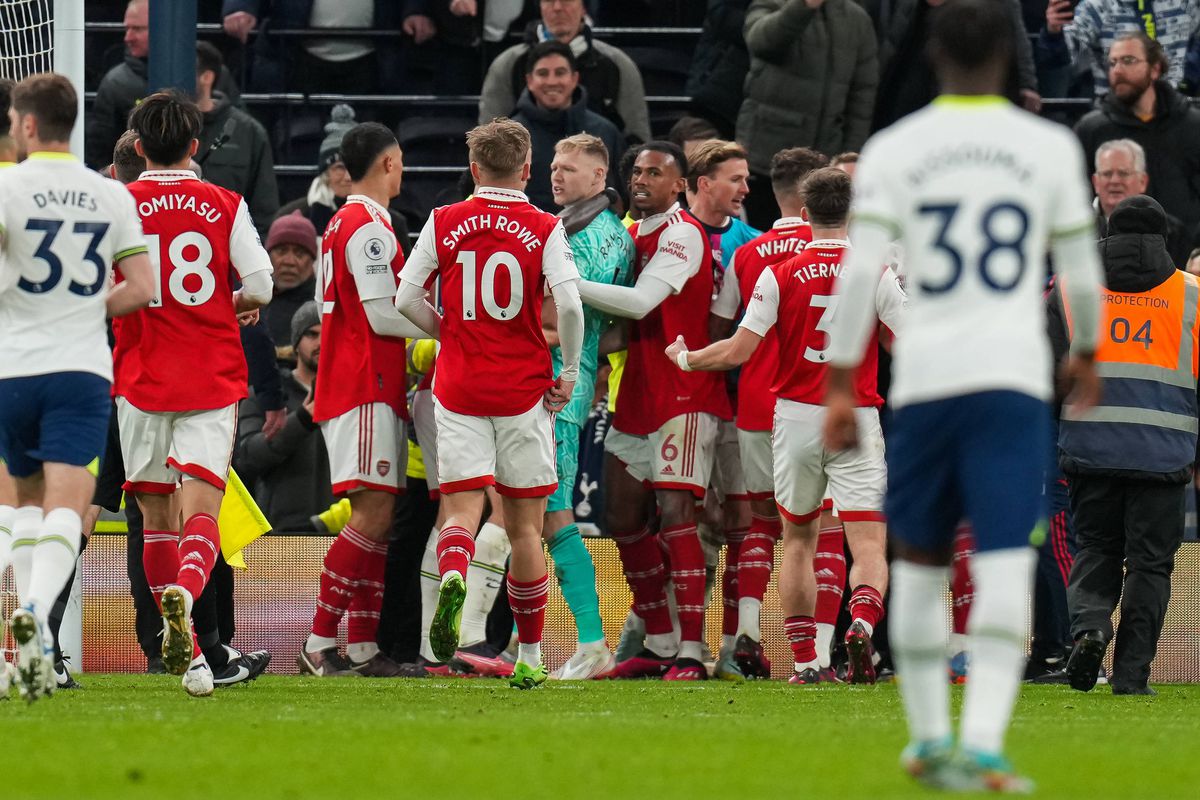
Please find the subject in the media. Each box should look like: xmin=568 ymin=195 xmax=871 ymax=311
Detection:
xmin=457 ymin=250 xmax=523 ymax=321
xmin=145 ymin=232 xmax=216 ymax=307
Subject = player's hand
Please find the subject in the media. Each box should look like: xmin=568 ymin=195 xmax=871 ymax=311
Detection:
xmin=450 ymin=0 xmax=478 ymax=16
xmin=823 ymin=389 xmax=858 ymax=451
xmin=1062 ymin=353 xmax=1102 ymax=416
xmin=1020 ymin=89 xmax=1043 ymax=114
xmin=223 ymin=11 xmax=257 ymax=43
xmin=665 ymin=335 xmax=689 ymax=370
xmin=403 ymin=14 xmax=437 ymax=44
xmin=262 ymin=408 xmax=287 ymax=441
xmin=237 ymin=308 xmax=260 ymax=327
xmin=544 ymin=376 xmax=574 ymax=412
xmin=1045 ymin=0 xmax=1074 ymax=34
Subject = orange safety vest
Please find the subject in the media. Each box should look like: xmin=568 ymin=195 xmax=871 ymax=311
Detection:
xmin=1061 ymin=270 xmax=1200 ymax=475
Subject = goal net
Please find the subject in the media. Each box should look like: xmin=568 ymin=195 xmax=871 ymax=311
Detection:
xmin=0 ymin=0 xmax=53 ymax=81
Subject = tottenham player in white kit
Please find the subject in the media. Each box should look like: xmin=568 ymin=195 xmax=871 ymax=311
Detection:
xmin=822 ymin=1 xmax=1104 ymax=791
xmin=0 ymin=74 xmax=155 ymax=701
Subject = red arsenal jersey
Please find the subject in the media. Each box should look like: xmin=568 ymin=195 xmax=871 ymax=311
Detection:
xmin=313 ymin=196 xmax=409 ymax=422
xmin=399 ymin=187 xmax=578 ymax=417
xmin=615 ymin=205 xmax=732 ymax=435
xmin=726 ymin=219 xmax=811 ymax=430
xmin=740 ymin=240 xmax=905 ymax=407
xmin=114 ymin=171 xmax=272 ymax=412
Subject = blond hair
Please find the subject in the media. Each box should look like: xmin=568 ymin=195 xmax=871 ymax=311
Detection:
xmin=554 ymin=133 xmax=609 ymax=166
xmin=466 ymin=117 xmax=531 ymax=179
xmin=686 ymin=139 xmax=748 ymax=193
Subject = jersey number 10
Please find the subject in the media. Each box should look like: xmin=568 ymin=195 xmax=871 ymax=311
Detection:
xmin=144 ymin=232 xmax=216 ymax=307
xmin=457 ymin=250 xmax=523 ymax=321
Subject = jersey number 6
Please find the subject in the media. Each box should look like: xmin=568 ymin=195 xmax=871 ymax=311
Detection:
xmin=144 ymin=231 xmax=216 ymax=307
xmin=457 ymin=250 xmax=523 ymax=321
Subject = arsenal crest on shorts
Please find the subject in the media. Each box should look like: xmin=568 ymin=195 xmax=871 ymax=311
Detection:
xmin=376 ymin=459 xmax=391 ymax=477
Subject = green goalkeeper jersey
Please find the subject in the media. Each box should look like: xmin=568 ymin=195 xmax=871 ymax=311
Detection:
xmin=551 ymin=207 xmax=634 ymax=427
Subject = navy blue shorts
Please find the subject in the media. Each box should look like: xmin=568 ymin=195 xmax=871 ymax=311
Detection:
xmin=0 ymin=372 xmax=111 ymax=478
xmin=885 ymin=390 xmax=1050 ymax=554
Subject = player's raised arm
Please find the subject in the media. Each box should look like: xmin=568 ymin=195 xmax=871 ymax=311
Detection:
xmin=394 ymin=213 xmax=443 ymax=340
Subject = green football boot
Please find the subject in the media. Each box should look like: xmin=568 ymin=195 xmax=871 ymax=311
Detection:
xmin=509 ymin=661 xmax=548 ymax=690
xmin=429 ymin=573 xmax=467 ymax=663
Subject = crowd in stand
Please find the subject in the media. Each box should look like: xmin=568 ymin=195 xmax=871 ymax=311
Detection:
xmin=58 ymin=0 xmax=1199 ymax=682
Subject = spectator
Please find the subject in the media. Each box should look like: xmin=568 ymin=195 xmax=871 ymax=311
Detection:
xmin=274 ymin=104 xmax=412 ymax=252
xmin=1040 ymin=0 xmax=1200 ymax=94
xmin=1075 ymin=32 xmax=1200 ymax=248
xmin=1091 ymin=139 xmax=1192 ymax=264
xmin=221 ymin=0 xmax=423 ymax=93
xmin=87 ymin=0 xmax=242 ymax=169
xmin=737 ymin=0 xmax=878 ymax=229
xmin=830 ymin=151 xmax=858 ymax=175
xmin=511 ymin=41 xmax=623 ymax=211
xmin=1048 ymin=196 xmax=1195 ymax=696
xmin=1188 ymin=246 xmax=1200 ymax=276
xmin=195 ymin=41 xmax=280 ymax=236
xmin=263 ymin=212 xmax=319 ymax=356
xmin=667 ymin=115 xmax=722 ymax=164
xmin=686 ymin=0 xmax=752 ymax=138
xmin=874 ymin=0 xmax=1041 ymax=130
xmin=479 ymin=0 xmax=650 ymax=144
xmin=234 ymin=301 xmax=335 ymax=532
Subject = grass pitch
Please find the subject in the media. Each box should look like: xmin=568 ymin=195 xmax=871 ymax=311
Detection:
xmin=3 ymin=676 xmax=1198 ymax=799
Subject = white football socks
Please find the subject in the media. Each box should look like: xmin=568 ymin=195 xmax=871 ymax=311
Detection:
xmin=960 ymin=547 xmax=1035 ymax=757
xmin=347 ymin=641 xmax=379 ymax=663
xmin=517 ymin=641 xmax=541 ymax=667
xmin=458 ymin=521 xmax=510 ymax=646
xmin=890 ymin=560 xmax=952 ymax=745
xmin=418 ymin=527 xmax=440 ymax=662
xmin=10 ymin=506 xmax=43 ymax=603
xmin=0 ymin=504 xmax=14 ymax=575
xmin=27 ymin=508 xmax=82 ymax=625
xmin=815 ymin=622 xmax=836 ymax=670
xmin=737 ymin=597 xmax=762 ymax=642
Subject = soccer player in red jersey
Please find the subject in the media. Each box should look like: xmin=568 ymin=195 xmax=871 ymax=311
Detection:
xmin=301 ymin=122 xmax=431 ymax=678
xmin=666 ymin=168 xmax=905 ymax=684
xmin=395 ymin=118 xmax=584 ymax=689
xmin=116 ymin=92 xmax=274 ymax=695
xmin=576 ymin=142 xmax=732 ymax=681
xmin=709 ymin=147 xmax=826 ymax=678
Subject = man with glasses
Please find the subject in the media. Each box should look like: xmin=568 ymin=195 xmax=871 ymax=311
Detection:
xmin=1076 ymin=32 xmax=1200 ymax=255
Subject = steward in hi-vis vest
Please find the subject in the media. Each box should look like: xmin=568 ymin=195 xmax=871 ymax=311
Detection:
xmin=1046 ymin=195 xmax=1196 ymax=696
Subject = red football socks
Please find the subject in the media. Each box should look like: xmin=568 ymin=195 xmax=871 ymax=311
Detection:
xmin=436 ymin=525 xmax=475 ymax=578
xmin=848 ymin=584 xmax=885 ymax=632
xmin=508 ymin=573 xmax=549 ymax=644
xmin=176 ymin=513 xmax=220 ymax=600
xmin=312 ymin=523 xmax=373 ymax=639
xmin=142 ymin=529 xmax=181 ymax=609
xmin=951 ymin=524 xmax=975 ymax=635
xmin=661 ymin=522 xmax=705 ymax=644
xmin=347 ymin=536 xmax=388 ymax=645
xmin=737 ymin=513 xmax=780 ymax=603
xmin=814 ymin=525 xmax=847 ymax=626
xmin=784 ymin=615 xmax=818 ymax=665
xmin=722 ymin=527 xmax=747 ymax=636
xmin=612 ymin=526 xmax=673 ymax=635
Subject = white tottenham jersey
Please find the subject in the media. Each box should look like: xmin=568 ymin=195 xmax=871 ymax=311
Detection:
xmin=827 ymin=96 xmax=1103 ymax=408
xmin=0 ymin=153 xmax=148 ymax=381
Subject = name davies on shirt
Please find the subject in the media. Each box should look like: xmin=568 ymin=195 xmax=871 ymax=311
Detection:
xmin=135 ymin=193 xmax=223 ymax=223
xmin=30 ymin=188 xmax=99 ymax=212
xmin=442 ymin=212 xmax=544 ymax=252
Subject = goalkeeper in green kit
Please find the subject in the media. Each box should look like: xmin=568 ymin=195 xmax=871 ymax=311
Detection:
xmin=540 ymin=133 xmax=635 ymax=679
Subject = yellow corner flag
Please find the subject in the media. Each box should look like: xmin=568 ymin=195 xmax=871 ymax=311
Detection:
xmin=219 ymin=468 xmax=271 ymax=569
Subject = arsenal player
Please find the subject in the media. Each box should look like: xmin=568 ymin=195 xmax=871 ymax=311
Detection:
xmin=576 ymin=141 xmax=732 ymax=681
xmin=709 ymin=147 xmax=826 ymax=678
xmin=666 ymin=168 xmax=905 ymax=684
xmin=395 ymin=118 xmax=584 ymax=689
xmin=117 ymin=92 xmax=274 ymax=695
xmin=300 ymin=122 xmax=431 ymax=678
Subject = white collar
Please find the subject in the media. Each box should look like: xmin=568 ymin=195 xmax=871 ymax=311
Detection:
xmin=637 ymin=201 xmax=682 ymax=234
xmin=773 ymin=217 xmax=807 ymax=230
xmin=137 ymin=169 xmax=199 ymax=182
xmin=804 ymin=238 xmax=851 ymax=249
xmin=345 ymin=194 xmax=389 ymax=217
xmin=475 ymin=186 xmax=529 ymax=203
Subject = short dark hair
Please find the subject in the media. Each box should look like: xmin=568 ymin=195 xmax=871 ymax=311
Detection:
xmin=128 ymin=90 xmax=202 ymax=165
xmin=801 ymin=168 xmax=852 ymax=227
xmin=341 ymin=122 xmax=399 ymax=182
xmin=667 ymin=116 xmax=720 ymax=149
xmin=770 ymin=147 xmax=828 ymax=196
xmin=0 ymin=78 xmax=14 ymax=138
xmin=112 ymin=129 xmax=146 ymax=184
xmin=196 ymin=40 xmax=223 ymax=79
xmin=11 ymin=73 xmax=77 ymax=143
xmin=1112 ymin=31 xmax=1169 ymax=74
xmin=928 ymin=0 xmax=1012 ymax=73
xmin=525 ymin=40 xmax=577 ymax=75
xmin=639 ymin=140 xmax=688 ymax=179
